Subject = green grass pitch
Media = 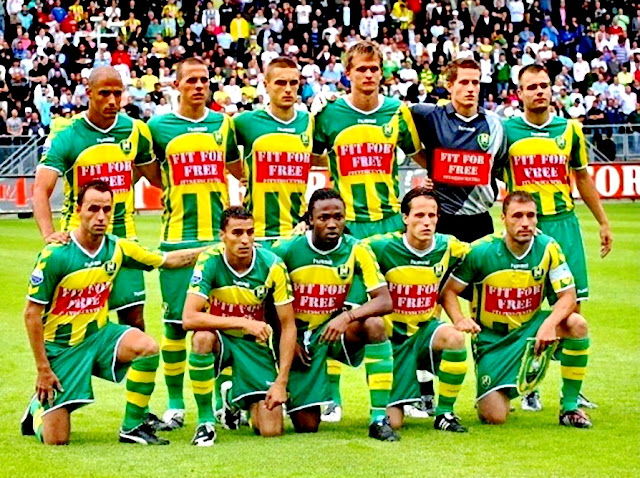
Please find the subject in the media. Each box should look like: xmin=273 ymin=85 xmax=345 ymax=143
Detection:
xmin=1 ymin=203 xmax=638 ymax=477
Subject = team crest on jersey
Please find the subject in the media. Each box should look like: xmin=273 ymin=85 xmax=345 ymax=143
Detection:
xmin=213 ymin=131 xmax=223 ymax=146
xmin=254 ymin=285 xmax=268 ymax=301
xmin=104 ymin=261 xmax=117 ymax=276
xmin=555 ymin=135 xmax=567 ymax=149
xmin=382 ymin=123 xmax=393 ymax=138
xmin=337 ymin=264 xmax=351 ymax=280
xmin=532 ymin=266 xmax=543 ymax=281
xmin=30 ymin=268 xmax=44 ymax=286
xmin=300 ymin=133 xmax=310 ymax=147
xmin=477 ymin=133 xmax=490 ymax=151
xmin=119 ymin=140 xmax=132 ymax=154
xmin=480 ymin=375 xmax=492 ymax=389
xmin=434 ymin=263 xmax=445 ymax=278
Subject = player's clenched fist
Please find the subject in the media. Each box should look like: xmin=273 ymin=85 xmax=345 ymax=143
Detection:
xmin=454 ymin=318 xmax=481 ymax=334
xmin=243 ymin=319 xmax=273 ymax=343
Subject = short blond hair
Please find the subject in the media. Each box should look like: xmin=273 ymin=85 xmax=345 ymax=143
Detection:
xmin=345 ymin=41 xmax=383 ymax=71
xmin=265 ymin=56 xmax=299 ymax=81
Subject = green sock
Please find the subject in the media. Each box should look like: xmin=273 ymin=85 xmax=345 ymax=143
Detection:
xmin=122 ymin=354 xmax=159 ymax=432
xmin=161 ymin=323 xmax=187 ymax=410
xmin=326 ymin=359 xmax=342 ymax=406
xmin=214 ymin=366 xmax=233 ymax=415
xmin=364 ymin=340 xmax=393 ymax=423
xmin=435 ymin=349 xmax=467 ymax=415
xmin=189 ymin=352 xmax=215 ymax=424
xmin=560 ymin=337 xmax=590 ymax=413
xmin=30 ymin=398 xmax=44 ymax=443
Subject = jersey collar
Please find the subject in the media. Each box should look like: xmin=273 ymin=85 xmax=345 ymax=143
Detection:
xmin=71 ymin=231 xmax=105 ymax=259
xmin=445 ymin=102 xmax=482 ymax=122
xmin=82 ymin=112 xmax=118 ymax=134
xmin=402 ymin=233 xmax=435 ymax=257
xmin=173 ymin=110 xmax=210 ymax=123
xmin=223 ymin=246 xmax=257 ymax=278
xmin=265 ymin=107 xmax=298 ymax=125
xmin=306 ymin=231 xmax=343 ymax=255
xmin=343 ymin=94 xmax=385 ymax=115
xmin=521 ymin=115 xmax=554 ymax=130
xmin=502 ymin=233 xmax=534 ymax=260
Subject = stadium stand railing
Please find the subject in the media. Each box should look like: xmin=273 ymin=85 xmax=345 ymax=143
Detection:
xmin=582 ymin=125 xmax=640 ymax=162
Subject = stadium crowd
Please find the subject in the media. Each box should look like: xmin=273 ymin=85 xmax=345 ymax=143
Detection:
xmin=0 ymin=0 xmax=639 ymax=136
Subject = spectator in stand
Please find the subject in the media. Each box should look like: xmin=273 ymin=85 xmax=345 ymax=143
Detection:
xmin=6 ymin=109 xmax=23 ymax=137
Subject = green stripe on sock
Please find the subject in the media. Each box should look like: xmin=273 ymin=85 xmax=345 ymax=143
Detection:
xmin=560 ymin=337 xmax=590 ymax=413
xmin=122 ymin=354 xmax=159 ymax=431
xmin=436 ymin=348 xmax=467 ymax=415
xmin=189 ymin=353 xmax=215 ymax=425
xmin=365 ymin=341 xmax=393 ymax=423
xmin=163 ymin=323 xmax=187 ymax=410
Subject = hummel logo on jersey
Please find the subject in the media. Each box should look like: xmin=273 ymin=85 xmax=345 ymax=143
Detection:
xmin=84 ymin=260 xmax=101 ymax=267
xmin=458 ymin=125 xmax=476 ymax=132
xmin=511 ymin=264 xmax=529 ymax=269
xmin=410 ymin=259 xmax=429 ymax=265
xmin=233 ymin=280 xmax=250 ymax=287
xmin=313 ymin=258 xmax=332 ymax=266
xmin=531 ymin=132 xmax=550 ymax=137
xmin=277 ymin=127 xmax=295 ymax=133
xmin=96 ymin=137 xmax=116 ymax=143
xmin=357 ymin=119 xmax=376 ymax=124
xmin=187 ymin=126 xmax=208 ymax=132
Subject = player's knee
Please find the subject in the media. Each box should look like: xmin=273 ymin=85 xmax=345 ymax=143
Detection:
xmin=191 ymin=331 xmax=217 ymax=354
xmin=363 ymin=316 xmax=387 ymax=343
xmin=478 ymin=407 xmax=508 ymax=425
xmin=259 ymin=421 xmax=284 ymax=437
xmin=292 ymin=410 xmax=320 ymax=433
xmin=565 ymin=313 xmax=589 ymax=338
xmin=129 ymin=331 xmax=159 ymax=356
xmin=440 ymin=327 xmax=465 ymax=350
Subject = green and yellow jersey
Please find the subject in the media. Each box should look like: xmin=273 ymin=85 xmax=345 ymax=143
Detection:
xmin=40 ymin=113 xmax=154 ymax=239
xmin=234 ymin=109 xmax=314 ymax=240
xmin=187 ymin=245 xmax=293 ymax=340
xmin=26 ymin=234 xmax=165 ymax=348
xmin=271 ymin=232 xmax=386 ymax=334
xmin=147 ymin=111 xmax=239 ymax=244
xmin=503 ymin=116 xmax=588 ymax=217
xmin=451 ymin=232 xmax=575 ymax=334
xmin=313 ymin=96 xmax=422 ymax=223
xmin=364 ymin=232 xmax=469 ymax=342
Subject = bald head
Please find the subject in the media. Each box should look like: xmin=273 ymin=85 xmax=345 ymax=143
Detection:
xmin=88 ymin=66 xmax=123 ymax=89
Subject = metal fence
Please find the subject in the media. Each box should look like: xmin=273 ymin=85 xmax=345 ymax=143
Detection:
xmin=582 ymin=124 xmax=640 ymax=163
xmin=0 ymin=135 xmax=46 ymax=175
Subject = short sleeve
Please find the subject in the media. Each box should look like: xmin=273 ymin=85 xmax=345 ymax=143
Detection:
xmin=397 ymin=103 xmax=422 ymax=156
xmin=354 ymin=242 xmax=386 ymax=292
xmin=269 ymin=256 xmax=294 ymax=306
xmin=27 ymin=245 xmax=64 ymax=304
xmin=119 ymin=239 xmax=166 ymax=270
xmin=450 ymin=245 xmax=481 ymax=286
xmin=225 ymin=115 xmax=240 ymax=164
xmin=187 ymin=248 xmax=218 ymax=300
xmin=312 ymin=111 xmax=328 ymax=155
xmin=40 ymin=128 xmax=71 ymax=174
xmin=134 ymin=119 xmax=155 ymax=166
xmin=569 ymin=120 xmax=589 ymax=171
xmin=547 ymin=239 xmax=575 ymax=294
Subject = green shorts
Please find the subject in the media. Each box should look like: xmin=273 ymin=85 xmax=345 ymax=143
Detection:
xmin=389 ymin=320 xmax=447 ymax=407
xmin=346 ymin=213 xmax=404 ymax=240
xmin=473 ymin=310 xmax=550 ymax=401
xmin=41 ymin=322 xmax=133 ymax=415
xmin=287 ymin=324 xmax=366 ymax=413
xmin=214 ymin=331 xmax=278 ymax=410
xmin=159 ymin=241 xmax=217 ymax=324
xmin=109 ymin=267 xmax=145 ymax=311
xmin=538 ymin=210 xmax=589 ymax=301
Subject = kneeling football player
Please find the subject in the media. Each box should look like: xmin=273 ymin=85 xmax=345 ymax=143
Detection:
xmin=22 ymin=180 xmax=206 ymax=445
xmin=182 ymin=207 xmax=296 ymax=446
xmin=441 ymin=191 xmax=592 ymax=428
xmin=361 ymin=188 xmax=473 ymax=432
xmin=271 ymin=188 xmax=398 ymax=441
